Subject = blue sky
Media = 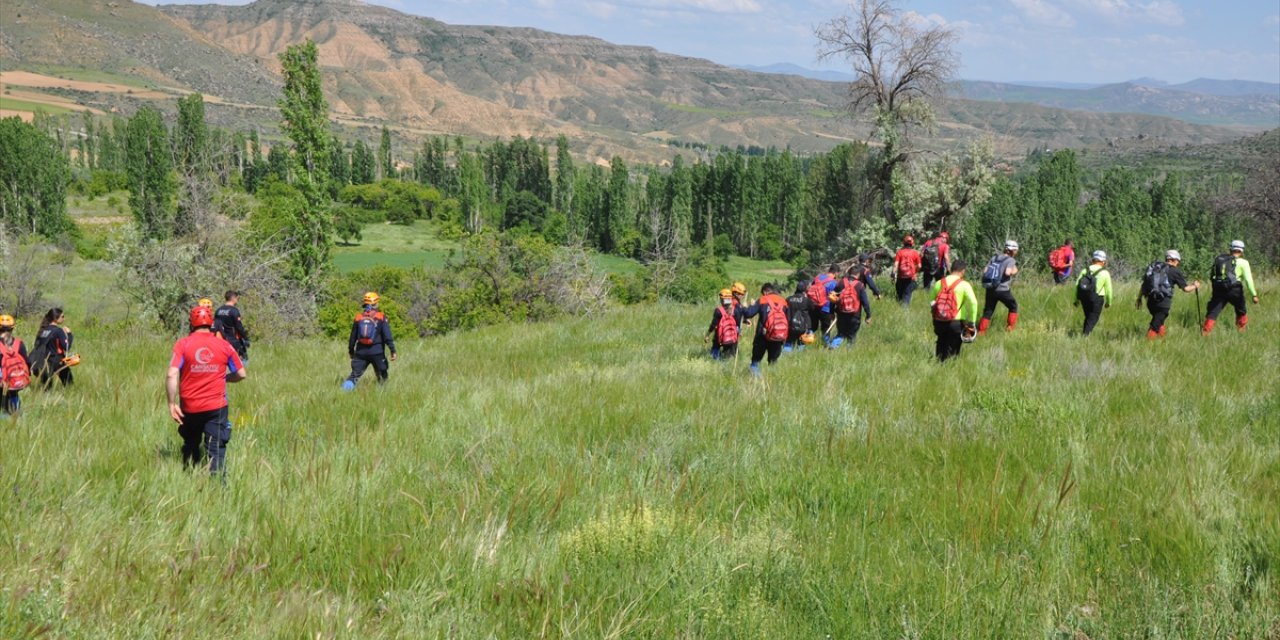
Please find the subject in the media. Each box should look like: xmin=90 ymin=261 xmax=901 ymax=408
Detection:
xmin=151 ymin=0 xmax=1280 ymax=83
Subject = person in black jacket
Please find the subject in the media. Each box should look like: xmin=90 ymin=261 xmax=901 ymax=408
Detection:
xmin=784 ymin=281 xmax=815 ymax=352
xmin=213 ymin=290 xmax=251 ymax=362
xmin=32 ymin=308 xmax=73 ymax=387
xmin=831 ymin=267 xmax=873 ymax=348
xmin=343 ymin=292 xmax=397 ymax=389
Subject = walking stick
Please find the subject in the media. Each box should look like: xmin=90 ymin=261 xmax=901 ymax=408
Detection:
xmin=1195 ymin=287 xmax=1203 ymax=330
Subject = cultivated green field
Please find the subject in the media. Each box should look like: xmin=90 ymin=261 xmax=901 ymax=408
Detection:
xmin=1 ymin=276 xmax=1277 ymax=638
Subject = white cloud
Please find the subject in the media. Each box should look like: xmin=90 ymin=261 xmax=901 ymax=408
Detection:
xmin=1066 ymin=0 xmax=1185 ymax=27
xmin=1265 ymin=14 xmax=1280 ymax=28
xmin=582 ymin=1 xmax=617 ymax=18
xmin=1009 ymin=0 xmax=1076 ymax=28
xmin=620 ymin=0 xmax=762 ymax=13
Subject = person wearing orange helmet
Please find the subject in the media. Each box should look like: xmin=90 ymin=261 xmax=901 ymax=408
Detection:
xmin=892 ymin=235 xmax=923 ymax=305
xmin=167 ymin=305 xmax=246 ymax=476
xmin=343 ymin=291 xmax=397 ymax=389
xmin=705 ymin=288 xmax=744 ymax=360
xmin=0 ymin=315 xmax=32 ymax=416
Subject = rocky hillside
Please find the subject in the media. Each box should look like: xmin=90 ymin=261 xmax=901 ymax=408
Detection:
xmin=956 ymin=80 xmax=1279 ymax=128
xmin=0 ymin=0 xmax=1256 ymax=161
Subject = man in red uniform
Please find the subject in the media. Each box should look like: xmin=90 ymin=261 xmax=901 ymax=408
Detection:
xmin=167 ymin=306 xmax=247 ymax=476
xmin=892 ymin=235 xmax=923 ymax=305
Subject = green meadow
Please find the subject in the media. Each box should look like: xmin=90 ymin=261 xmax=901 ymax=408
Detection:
xmin=1 ymin=262 xmax=1276 ymax=637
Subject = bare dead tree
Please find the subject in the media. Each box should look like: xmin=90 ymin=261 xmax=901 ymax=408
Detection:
xmin=1216 ymin=158 xmax=1280 ymax=262
xmin=816 ymin=0 xmax=959 ymax=226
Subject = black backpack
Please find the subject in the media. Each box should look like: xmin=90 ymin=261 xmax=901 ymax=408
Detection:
xmin=786 ymin=293 xmax=811 ymax=334
xmin=28 ymin=331 xmax=51 ymax=376
xmin=1143 ymin=262 xmax=1173 ymax=303
xmin=1210 ymin=254 xmax=1239 ymax=288
xmin=1076 ymin=266 xmax=1102 ymax=302
xmin=921 ymin=242 xmax=940 ymax=274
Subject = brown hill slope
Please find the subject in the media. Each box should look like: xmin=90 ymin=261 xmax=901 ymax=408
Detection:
xmin=0 ymin=0 xmax=1250 ymax=161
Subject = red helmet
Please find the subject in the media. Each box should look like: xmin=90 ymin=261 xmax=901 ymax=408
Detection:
xmin=904 ymin=234 xmax=915 ymax=246
xmin=190 ymin=306 xmax=214 ymax=328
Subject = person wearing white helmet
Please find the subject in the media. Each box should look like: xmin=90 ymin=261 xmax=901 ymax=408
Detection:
xmin=1203 ymin=240 xmax=1259 ymax=335
xmin=1136 ymin=250 xmax=1200 ymax=339
xmin=978 ymin=240 xmax=1020 ymax=336
xmin=1073 ymin=250 xmax=1113 ymax=337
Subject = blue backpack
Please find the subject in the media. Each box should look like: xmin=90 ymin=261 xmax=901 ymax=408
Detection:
xmin=981 ymin=255 xmax=1007 ymax=289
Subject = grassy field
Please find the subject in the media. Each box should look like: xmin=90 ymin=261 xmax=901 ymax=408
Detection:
xmin=1 ymin=268 xmax=1276 ymax=637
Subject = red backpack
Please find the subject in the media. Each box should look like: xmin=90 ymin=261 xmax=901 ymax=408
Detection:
xmin=1 ymin=339 xmax=30 ymax=391
xmin=837 ymin=278 xmax=862 ymax=314
xmin=355 ymin=310 xmax=385 ymax=346
xmin=932 ymin=277 xmax=961 ymax=322
xmin=763 ymin=296 xmax=790 ymax=342
xmin=806 ymin=277 xmax=828 ymax=307
xmin=715 ymin=306 xmax=739 ymax=346
xmin=1049 ymin=247 xmax=1067 ymax=271
xmin=897 ymin=250 xmax=918 ymax=279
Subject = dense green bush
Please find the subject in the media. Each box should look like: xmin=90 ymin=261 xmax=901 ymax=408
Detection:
xmin=610 ymin=246 xmax=727 ymax=305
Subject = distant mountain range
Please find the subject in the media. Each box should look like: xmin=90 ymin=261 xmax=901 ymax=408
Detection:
xmin=0 ymin=0 xmax=1267 ymax=163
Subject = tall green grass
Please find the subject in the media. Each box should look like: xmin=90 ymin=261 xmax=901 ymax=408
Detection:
xmin=1 ymin=280 xmax=1276 ymax=637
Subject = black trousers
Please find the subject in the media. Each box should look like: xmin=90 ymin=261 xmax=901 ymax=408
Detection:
xmin=712 ymin=342 xmax=738 ymax=360
xmin=835 ymin=312 xmax=863 ymax=344
xmin=1205 ymin=286 xmax=1247 ymax=321
xmin=1147 ymin=302 xmax=1172 ymax=332
xmin=1053 ymin=270 xmax=1071 ymax=285
xmin=348 ymin=352 xmax=390 ymax=384
xmin=809 ymin=309 xmax=833 ymax=338
xmin=895 ymin=278 xmax=918 ymax=305
xmin=179 ymin=406 xmax=231 ymax=475
xmin=982 ymin=289 xmax=1018 ymax=319
xmin=38 ymin=363 xmax=73 ymax=388
xmin=1079 ymin=297 xmax=1104 ymax=336
xmin=750 ymin=337 xmax=783 ymax=365
xmin=933 ymin=320 xmax=964 ymax=362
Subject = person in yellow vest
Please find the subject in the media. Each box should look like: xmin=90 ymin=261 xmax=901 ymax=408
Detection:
xmin=1203 ymin=240 xmax=1260 ymax=335
xmin=1073 ymin=250 xmax=1113 ymax=337
xmin=929 ymin=259 xmax=979 ymax=362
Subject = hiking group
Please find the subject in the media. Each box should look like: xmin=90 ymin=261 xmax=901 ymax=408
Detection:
xmin=0 ymin=308 xmax=79 ymax=416
xmin=703 ymin=237 xmax=1261 ymax=368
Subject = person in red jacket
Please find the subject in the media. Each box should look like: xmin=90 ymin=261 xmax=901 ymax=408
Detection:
xmin=893 ymin=235 xmax=923 ymax=305
xmin=167 ymin=306 xmax=246 ymax=476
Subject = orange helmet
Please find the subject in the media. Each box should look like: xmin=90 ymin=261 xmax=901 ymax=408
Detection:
xmin=0 ymin=314 xmax=13 ymax=329
xmin=731 ymin=282 xmax=747 ymax=297
xmin=62 ymin=354 xmax=82 ymax=367
xmin=198 ymin=298 xmax=214 ymax=309
xmin=190 ymin=306 xmax=214 ymax=328
xmin=800 ymin=332 xmax=816 ymax=345
xmin=362 ymin=291 xmax=380 ymax=306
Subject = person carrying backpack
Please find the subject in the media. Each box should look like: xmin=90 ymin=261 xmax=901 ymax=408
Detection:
xmin=830 ymin=267 xmax=873 ymax=348
xmin=30 ymin=308 xmax=73 ymax=388
xmin=167 ymin=306 xmax=246 ymax=476
xmin=0 ymin=315 xmax=31 ymax=416
xmin=1136 ymin=250 xmax=1201 ymax=340
xmin=1202 ymin=240 xmax=1260 ymax=335
xmin=1073 ymin=250 xmax=1113 ymax=337
xmin=705 ymin=288 xmax=744 ymax=360
xmin=929 ymin=259 xmax=978 ymax=362
xmin=343 ymin=292 xmax=397 ymax=389
xmin=213 ymin=290 xmax=251 ymax=362
xmin=741 ymin=283 xmax=790 ymax=375
xmin=893 ymin=235 xmax=923 ymax=305
xmin=978 ymin=240 xmax=1020 ymax=336
xmin=856 ymin=254 xmax=883 ymax=300
xmin=1049 ymin=239 xmax=1076 ymax=285
xmin=784 ymin=281 xmax=815 ymax=352
xmin=806 ymin=266 xmax=838 ymax=343
xmin=920 ymin=231 xmax=952 ymax=292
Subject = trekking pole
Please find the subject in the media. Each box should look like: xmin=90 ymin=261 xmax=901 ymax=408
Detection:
xmin=1195 ymin=287 xmax=1203 ymax=330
